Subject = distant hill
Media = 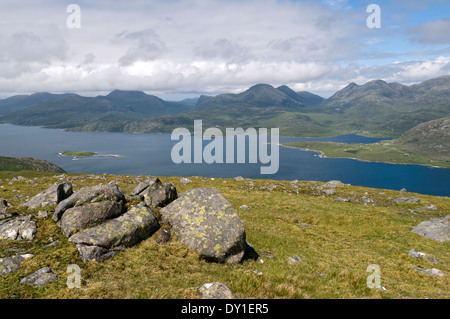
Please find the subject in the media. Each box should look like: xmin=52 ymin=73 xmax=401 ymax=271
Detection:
xmin=196 ymin=83 xmax=307 ymax=110
xmin=0 ymin=156 xmax=65 ymax=172
xmin=394 ymin=116 xmax=450 ymax=162
xmin=0 ymin=90 xmax=194 ymax=131
xmin=102 ymin=90 xmax=194 ymax=116
xmin=0 ymin=92 xmax=76 ymax=115
xmin=318 ymin=76 xmax=450 ymax=136
xmin=0 ymin=76 xmax=449 ymax=138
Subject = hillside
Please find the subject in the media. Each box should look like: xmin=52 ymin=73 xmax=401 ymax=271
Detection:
xmin=0 ymin=171 xmax=449 ymax=299
xmin=0 ymin=156 xmax=65 ymax=173
xmin=282 ymin=116 xmax=450 ymax=168
xmin=394 ymin=117 xmax=450 ymax=162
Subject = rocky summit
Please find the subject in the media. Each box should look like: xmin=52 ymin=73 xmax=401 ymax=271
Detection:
xmin=2 ymin=178 xmax=248 ymax=264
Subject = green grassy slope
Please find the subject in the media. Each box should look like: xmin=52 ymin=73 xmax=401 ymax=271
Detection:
xmin=0 ymin=172 xmax=449 ymax=299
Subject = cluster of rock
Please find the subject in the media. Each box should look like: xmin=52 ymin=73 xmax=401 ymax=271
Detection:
xmin=2 ymin=178 xmax=249 ymax=266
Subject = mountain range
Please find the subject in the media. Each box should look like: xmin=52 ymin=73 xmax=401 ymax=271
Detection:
xmin=0 ymin=76 xmax=449 ymax=139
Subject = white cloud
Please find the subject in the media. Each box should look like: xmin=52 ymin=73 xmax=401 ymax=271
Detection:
xmin=0 ymin=0 xmax=448 ymax=98
xmin=410 ymin=18 xmax=450 ymax=44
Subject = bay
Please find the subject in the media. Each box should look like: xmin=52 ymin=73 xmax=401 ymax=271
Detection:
xmin=0 ymin=124 xmax=448 ymax=197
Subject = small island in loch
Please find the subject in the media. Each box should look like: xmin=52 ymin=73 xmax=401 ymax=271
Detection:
xmin=59 ymin=151 xmax=124 ymax=159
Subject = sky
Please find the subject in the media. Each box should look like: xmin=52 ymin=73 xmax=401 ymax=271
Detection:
xmin=0 ymin=0 xmax=449 ymax=100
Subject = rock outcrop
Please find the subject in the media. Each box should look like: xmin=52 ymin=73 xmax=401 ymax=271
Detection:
xmin=160 ymin=187 xmax=246 ymax=264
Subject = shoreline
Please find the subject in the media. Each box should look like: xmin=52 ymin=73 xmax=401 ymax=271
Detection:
xmin=277 ymin=143 xmax=447 ymax=169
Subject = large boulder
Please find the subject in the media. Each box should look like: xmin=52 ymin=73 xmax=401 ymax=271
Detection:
xmin=160 ymin=187 xmax=246 ymax=264
xmin=131 ymin=178 xmax=177 ymax=208
xmin=22 ymin=182 xmax=73 ymax=209
xmin=53 ymin=184 xmax=125 ymax=222
xmin=0 ymin=215 xmax=37 ymax=241
xmin=69 ymin=206 xmax=160 ymax=261
xmin=412 ymin=215 xmax=450 ymax=243
xmin=60 ymin=201 xmax=127 ymax=237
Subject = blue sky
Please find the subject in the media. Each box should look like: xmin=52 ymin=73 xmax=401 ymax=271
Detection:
xmin=0 ymin=0 xmax=448 ymax=99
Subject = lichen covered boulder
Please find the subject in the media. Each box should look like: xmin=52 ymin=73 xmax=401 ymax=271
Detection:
xmin=69 ymin=206 xmax=160 ymax=261
xmin=160 ymin=187 xmax=246 ymax=264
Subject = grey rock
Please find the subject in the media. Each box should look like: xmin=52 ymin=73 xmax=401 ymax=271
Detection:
xmin=239 ymin=205 xmax=250 ymax=210
xmin=45 ymin=240 xmax=60 ymax=248
xmin=408 ymin=249 xmax=439 ymax=263
xmin=0 ymin=198 xmax=12 ymax=213
xmin=360 ymin=196 xmax=373 ymax=203
xmin=417 ymin=204 xmax=437 ymax=211
xmin=0 ymin=215 xmax=37 ymax=241
xmin=412 ymin=215 xmax=450 ymax=243
xmin=296 ymin=222 xmax=315 ymax=227
xmin=197 ymin=282 xmax=237 ymax=299
xmin=53 ymin=184 xmax=125 ymax=222
xmin=414 ymin=266 xmax=445 ymax=277
xmin=234 ymin=176 xmax=245 ymax=181
xmin=393 ymin=197 xmax=420 ymax=204
xmin=287 ymin=256 xmax=302 ymax=264
xmin=0 ymin=212 xmax=18 ymax=221
xmin=130 ymin=179 xmax=157 ymax=196
xmin=131 ymin=178 xmax=177 ymax=208
xmin=75 ymin=245 xmax=111 ymax=262
xmin=325 ymin=180 xmax=344 ymax=187
xmin=60 ymin=201 xmax=126 ymax=237
xmin=22 ymin=182 xmax=73 ymax=209
xmin=179 ymin=178 xmax=192 ymax=184
xmin=37 ymin=211 xmax=49 ymax=219
xmin=160 ymin=187 xmax=246 ymax=264
xmin=334 ymin=197 xmax=350 ymax=202
xmin=399 ymin=188 xmax=407 ymax=194
xmin=20 ymin=267 xmax=57 ymax=286
xmin=0 ymin=255 xmax=28 ymax=276
xmin=322 ymin=188 xmax=336 ymax=195
xmin=156 ymin=226 xmax=171 ymax=245
xmin=142 ymin=182 xmax=177 ymax=208
xmin=69 ymin=206 xmax=160 ymax=260
xmin=260 ymin=251 xmax=276 ymax=259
